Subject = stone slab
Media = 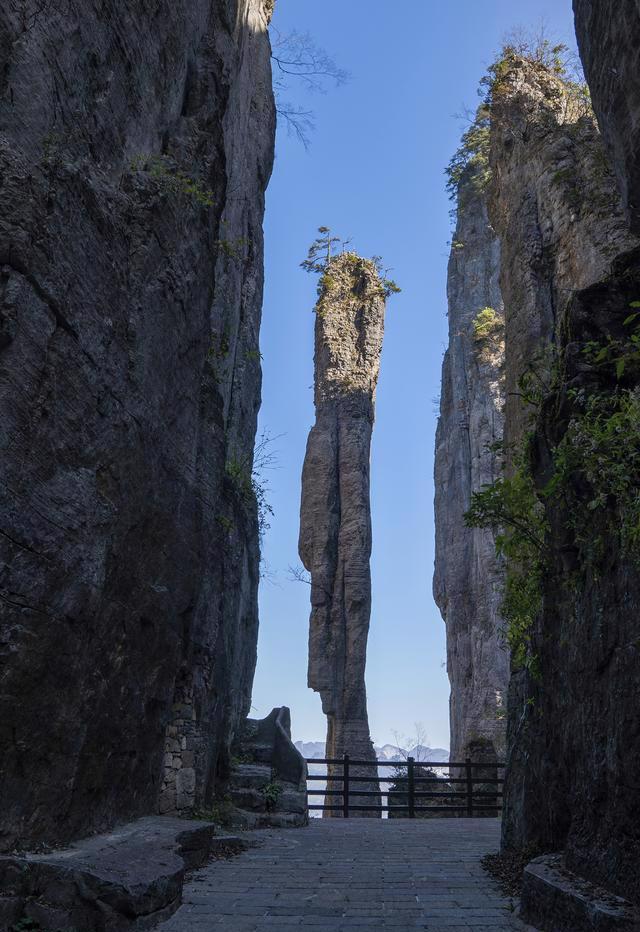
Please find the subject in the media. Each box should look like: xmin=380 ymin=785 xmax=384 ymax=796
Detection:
xmin=521 ymin=854 xmax=640 ymax=931
xmin=0 ymin=816 xmax=235 ymax=931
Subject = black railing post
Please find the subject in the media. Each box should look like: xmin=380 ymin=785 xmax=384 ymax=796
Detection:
xmin=408 ymin=756 xmax=415 ymax=819
xmin=343 ymin=754 xmax=350 ymax=819
xmin=466 ymin=757 xmax=473 ymax=817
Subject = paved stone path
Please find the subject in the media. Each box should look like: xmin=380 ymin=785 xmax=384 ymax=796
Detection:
xmin=159 ymin=819 xmax=535 ymax=931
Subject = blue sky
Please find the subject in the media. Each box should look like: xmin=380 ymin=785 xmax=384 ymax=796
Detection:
xmin=251 ymin=0 xmax=577 ymax=748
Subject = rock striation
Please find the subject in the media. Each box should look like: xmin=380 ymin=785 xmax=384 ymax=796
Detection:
xmin=485 ymin=52 xmax=640 ymax=911
xmin=0 ymin=0 xmax=275 ymax=850
xmin=299 ymin=253 xmax=385 ymax=817
xmin=434 ymin=166 xmax=508 ymax=765
xmin=573 ymin=0 xmax=640 ymax=233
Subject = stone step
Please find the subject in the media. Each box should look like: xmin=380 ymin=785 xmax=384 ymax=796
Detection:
xmin=228 ymin=762 xmax=273 ymax=789
xmin=229 ymin=784 xmax=307 ymax=815
xmin=230 ymin=808 xmax=308 ymax=831
xmin=235 ymin=741 xmax=274 ymax=764
xmin=521 ymin=854 xmax=640 ymax=931
xmin=0 ymin=816 xmax=228 ymax=931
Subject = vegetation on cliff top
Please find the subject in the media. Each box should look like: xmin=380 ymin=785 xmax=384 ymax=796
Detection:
xmin=301 ymin=227 xmax=401 ymax=300
xmin=445 ymin=33 xmax=591 ymax=204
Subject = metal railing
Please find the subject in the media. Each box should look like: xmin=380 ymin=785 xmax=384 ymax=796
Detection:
xmin=306 ymin=756 xmax=505 ymax=818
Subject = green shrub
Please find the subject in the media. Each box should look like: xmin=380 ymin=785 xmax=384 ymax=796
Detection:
xmin=260 ymin=781 xmax=282 ymax=811
xmin=465 ymin=446 xmax=546 ymax=673
xmin=473 ymin=307 xmax=503 ymax=343
xmin=445 ymin=105 xmax=491 ymax=203
xmin=466 ymin=312 xmax=640 ymax=672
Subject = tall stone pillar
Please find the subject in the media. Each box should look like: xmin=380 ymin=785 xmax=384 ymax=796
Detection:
xmin=299 ymin=252 xmax=385 ymax=817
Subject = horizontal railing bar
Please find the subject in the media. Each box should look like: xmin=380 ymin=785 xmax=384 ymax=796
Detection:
xmin=307 ymin=790 xmax=503 ymax=799
xmin=306 ymin=759 xmax=505 ymax=768
xmin=391 ymin=777 xmax=505 ymax=786
xmin=322 ymin=771 xmax=505 ymax=786
xmin=308 ymin=805 xmax=503 ymax=813
xmin=307 ymin=777 xmax=504 ymax=786
xmin=348 ymin=805 xmax=476 ymax=812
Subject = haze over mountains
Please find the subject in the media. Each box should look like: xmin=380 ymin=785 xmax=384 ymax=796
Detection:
xmin=295 ymin=742 xmax=450 ymax=762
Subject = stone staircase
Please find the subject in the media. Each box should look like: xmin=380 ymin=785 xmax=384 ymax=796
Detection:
xmin=228 ymin=708 xmax=308 ymax=829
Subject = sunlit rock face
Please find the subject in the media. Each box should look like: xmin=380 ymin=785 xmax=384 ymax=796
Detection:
xmin=433 ymin=168 xmax=508 ymax=765
xmin=299 ymin=253 xmax=385 ymax=817
xmin=0 ymin=0 xmax=275 ymax=849
xmin=488 ymin=55 xmax=640 ymax=904
xmin=573 ymin=0 xmax=640 ymax=233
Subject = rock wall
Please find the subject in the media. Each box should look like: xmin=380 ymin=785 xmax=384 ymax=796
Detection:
xmin=433 ymin=169 xmax=508 ymax=764
xmin=299 ymin=253 xmax=385 ymax=816
xmin=487 ymin=54 xmax=640 ymax=905
xmin=573 ymin=0 xmax=640 ymax=233
xmin=0 ymin=0 xmax=275 ymax=850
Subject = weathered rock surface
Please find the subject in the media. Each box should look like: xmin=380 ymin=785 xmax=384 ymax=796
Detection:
xmin=521 ymin=855 xmax=640 ymax=932
xmin=228 ymin=707 xmax=308 ymax=828
xmin=299 ymin=253 xmax=385 ymax=816
xmin=434 ymin=167 xmax=508 ymax=764
xmin=573 ymin=0 xmax=640 ymax=233
xmin=0 ymin=0 xmax=275 ymax=850
xmin=487 ymin=55 xmax=640 ymax=908
xmin=0 ymin=816 xmax=243 ymax=931
xmin=489 ymin=57 xmax=635 ymax=459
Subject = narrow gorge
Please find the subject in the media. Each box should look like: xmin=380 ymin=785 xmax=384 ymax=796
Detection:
xmin=1 ymin=2 xmax=640 ymax=930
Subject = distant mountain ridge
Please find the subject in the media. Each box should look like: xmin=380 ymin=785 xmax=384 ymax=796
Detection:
xmin=295 ymin=741 xmax=450 ymax=762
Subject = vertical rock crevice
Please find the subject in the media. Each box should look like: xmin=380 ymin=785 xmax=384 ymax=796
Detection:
xmin=299 ymin=253 xmax=386 ymax=816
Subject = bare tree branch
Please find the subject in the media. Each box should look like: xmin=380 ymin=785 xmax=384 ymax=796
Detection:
xmin=270 ymin=29 xmax=349 ymax=148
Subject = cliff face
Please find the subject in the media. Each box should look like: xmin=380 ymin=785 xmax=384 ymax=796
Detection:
xmin=488 ymin=56 xmax=640 ymax=904
xmin=489 ymin=59 xmax=635 ymax=459
xmin=0 ymin=0 xmax=275 ymax=849
xmin=299 ymin=254 xmax=385 ymax=815
xmin=573 ymin=0 xmax=640 ymax=232
xmin=433 ymin=171 xmax=508 ymax=763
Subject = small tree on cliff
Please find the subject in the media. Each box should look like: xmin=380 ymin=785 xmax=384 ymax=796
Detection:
xmin=301 ymin=227 xmax=349 ymax=273
xmin=301 ymin=227 xmax=401 ymax=299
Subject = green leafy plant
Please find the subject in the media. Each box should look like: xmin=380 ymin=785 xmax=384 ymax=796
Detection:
xmin=11 ymin=920 xmax=42 ymax=932
xmin=215 ymin=237 xmax=248 ymax=262
xmin=191 ymin=797 xmax=234 ymax=826
xmin=217 ymin=515 xmax=234 ymax=535
xmin=467 ymin=311 xmax=640 ymax=672
xmin=550 ymin=386 xmax=640 ymax=555
xmin=130 ymin=154 xmax=215 ymax=208
xmin=260 ymin=780 xmax=282 ymax=812
xmin=582 ymin=305 xmax=640 ymax=379
xmin=465 ymin=447 xmax=546 ymax=673
xmin=302 ymin=227 xmax=401 ymax=300
xmin=226 ymin=430 xmax=278 ymax=545
xmin=473 ymin=307 xmax=503 ymax=343
xmin=445 ymin=104 xmax=491 ymax=202
xmin=230 ymin=751 xmax=253 ymax=766
xmin=447 ymin=31 xmax=591 ymax=207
